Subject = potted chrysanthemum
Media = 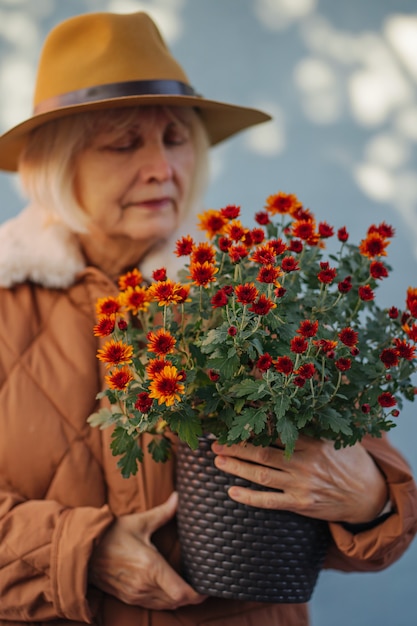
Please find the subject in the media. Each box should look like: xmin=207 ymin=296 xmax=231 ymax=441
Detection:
xmin=89 ymin=191 xmax=417 ymax=602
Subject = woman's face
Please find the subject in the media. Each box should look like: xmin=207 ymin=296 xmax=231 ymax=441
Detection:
xmin=73 ymin=107 xmax=196 ymax=261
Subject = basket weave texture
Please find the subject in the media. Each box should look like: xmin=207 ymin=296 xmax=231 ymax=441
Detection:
xmin=176 ymin=436 xmax=330 ymax=603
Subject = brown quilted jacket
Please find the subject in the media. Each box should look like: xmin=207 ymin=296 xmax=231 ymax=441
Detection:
xmin=0 ymin=210 xmax=416 ymax=625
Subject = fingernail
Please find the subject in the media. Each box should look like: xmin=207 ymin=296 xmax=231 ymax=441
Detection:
xmin=212 ymin=442 xmax=223 ymax=452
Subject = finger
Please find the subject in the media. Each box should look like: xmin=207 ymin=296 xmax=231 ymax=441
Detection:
xmin=212 ymin=441 xmax=290 ymax=471
xmin=138 ymin=492 xmax=178 ymax=538
xmin=226 ymin=485 xmax=295 ymax=511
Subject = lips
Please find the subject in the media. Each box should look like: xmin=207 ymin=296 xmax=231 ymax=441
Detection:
xmin=124 ymin=196 xmax=174 ymax=210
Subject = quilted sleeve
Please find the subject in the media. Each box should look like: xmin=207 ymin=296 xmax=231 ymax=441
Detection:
xmin=325 ymin=434 xmax=417 ymax=571
xmin=0 ymin=485 xmax=114 ymax=622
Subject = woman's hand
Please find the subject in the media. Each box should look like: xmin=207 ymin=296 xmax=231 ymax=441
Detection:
xmin=88 ymin=492 xmax=206 ymax=609
xmin=212 ymin=437 xmax=389 ymax=525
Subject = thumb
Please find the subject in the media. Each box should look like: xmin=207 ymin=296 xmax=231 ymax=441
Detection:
xmin=140 ymin=491 xmax=178 ymax=537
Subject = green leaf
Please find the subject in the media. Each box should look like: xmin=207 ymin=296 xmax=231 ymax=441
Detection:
xmin=273 ymin=394 xmax=291 ymax=419
xmin=319 ymin=407 xmax=353 ymax=435
xmin=87 ymin=407 xmax=118 ymax=429
xmin=230 ymin=378 xmax=270 ymax=400
xmin=276 ymin=416 xmax=299 ymax=456
xmin=168 ymin=409 xmax=202 ymax=449
xmin=110 ymin=427 xmax=143 ymax=478
xmin=147 ymin=437 xmax=172 ymax=463
xmin=227 ymin=407 xmax=268 ymax=442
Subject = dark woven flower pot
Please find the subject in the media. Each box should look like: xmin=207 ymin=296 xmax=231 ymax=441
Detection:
xmin=176 ymin=436 xmax=330 ymax=603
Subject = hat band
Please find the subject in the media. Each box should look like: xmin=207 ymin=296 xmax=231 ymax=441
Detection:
xmin=34 ymin=79 xmax=201 ymax=114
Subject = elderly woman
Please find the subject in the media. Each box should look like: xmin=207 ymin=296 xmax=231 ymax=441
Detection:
xmin=0 ymin=11 xmax=416 ymax=626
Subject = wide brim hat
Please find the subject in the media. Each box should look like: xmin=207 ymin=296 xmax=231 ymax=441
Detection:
xmin=0 ymin=11 xmax=271 ymax=172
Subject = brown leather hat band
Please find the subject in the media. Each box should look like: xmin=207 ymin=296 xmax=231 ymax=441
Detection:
xmin=34 ymin=79 xmax=201 ymax=114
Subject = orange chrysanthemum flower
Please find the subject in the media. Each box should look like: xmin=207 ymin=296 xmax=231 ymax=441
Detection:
xmin=189 ymin=261 xmax=218 ymax=287
xmin=119 ymin=286 xmax=151 ymax=314
xmin=118 ymin=268 xmax=143 ymax=291
xmin=249 ymin=294 xmax=276 ymax=315
xmin=359 ymin=232 xmax=390 ymax=258
xmin=96 ymin=296 xmax=123 ymax=317
xmin=147 ymin=329 xmax=176 ymax=356
xmin=148 ymin=365 xmax=185 ymax=406
xmin=265 ymin=192 xmax=302 ymax=216
xmin=94 ymin=316 xmax=115 ymax=337
xmin=257 ymin=264 xmax=282 ymax=284
xmin=406 ymin=287 xmax=417 ymax=317
xmin=292 ymin=218 xmax=317 ymax=242
xmin=146 ymin=357 xmax=172 ymax=378
xmin=198 ymin=210 xmax=227 ymax=238
xmin=97 ymin=340 xmax=133 ymax=367
xmin=297 ymin=320 xmax=319 ymax=338
xmin=191 ymin=242 xmax=217 ymax=265
xmin=148 ymin=280 xmax=188 ymax=306
xmin=235 ymin=283 xmax=259 ymax=304
xmin=250 ymin=244 xmax=276 ymax=265
xmin=105 ymin=366 xmax=134 ymax=390
xmin=224 ymin=220 xmax=247 ymax=242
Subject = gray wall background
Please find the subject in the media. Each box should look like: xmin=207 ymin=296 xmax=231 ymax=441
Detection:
xmin=0 ymin=1 xmax=416 ymax=624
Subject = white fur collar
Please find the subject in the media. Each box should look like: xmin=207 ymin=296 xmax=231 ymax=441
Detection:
xmin=0 ymin=205 xmax=86 ymax=289
xmin=0 ymin=205 xmax=204 ymax=289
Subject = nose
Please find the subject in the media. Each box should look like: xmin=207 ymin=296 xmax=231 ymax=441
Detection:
xmin=139 ymin=140 xmax=174 ymax=183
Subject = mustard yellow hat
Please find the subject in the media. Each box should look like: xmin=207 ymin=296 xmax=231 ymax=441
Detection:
xmin=0 ymin=11 xmax=271 ymax=171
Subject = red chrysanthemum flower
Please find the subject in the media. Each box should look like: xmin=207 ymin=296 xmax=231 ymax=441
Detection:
xmin=293 ymin=375 xmax=306 ymax=387
xmin=251 ymin=244 xmax=276 ymax=265
xmin=235 ymin=283 xmax=259 ymax=304
xmin=393 ymin=339 xmax=416 ymax=360
xmin=288 ymin=239 xmax=303 ymax=253
xmin=218 ymin=236 xmax=232 ymax=252
xmin=228 ymin=325 xmax=238 ymax=336
xmin=97 ymin=340 xmax=134 ymax=367
xmin=274 ymin=356 xmax=294 ymax=375
xmin=297 ymin=363 xmax=316 ymax=379
xmin=368 ymin=222 xmax=395 ymax=239
xmin=105 ymin=366 xmax=134 ymax=391
xmin=313 ymin=339 xmax=338 ymax=354
xmin=254 ymin=211 xmax=270 ymax=225
xmin=317 ymin=265 xmax=337 ymax=284
xmin=335 ymin=357 xmax=351 ymax=371
xmin=147 ymin=329 xmax=176 ymax=355
xmin=146 ymin=358 xmax=171 ymax=378
xmin=175 ymin=235 xmax=194 ymax=256
xmin=249 ymin=294 xmax=277 ymax=315
xmin=358 ymin=285 xmax=375 ymax=301
xmin=292 ymin=218 xmax=316 ymax=242
xmin=290 ymin=336 xmax=309 ymax=354
xmin=135 ymin=392 xmax=153 ymax=413
xmin=337 ymin=226 xmax=349 ymax=242
xmin=189 ymin=261 xmax=218 ymax=287
xmin=297 ymin=319 xmax=319 ymax=338
xmin=191 ymin=242 xmax=217 ymax=264
xmin=388 ymin=306 xmax=399 ymax=319
xmin=281 ymin=256 xmax=299 ymax=272
xmin=338 ymin=277 xmax=353 ymax=293
xmin=268 ymin=238 xmax=287 ymax=256
xmin=318 ymin=221 xmax=334 ymax=238
xmin=370 ymin=261 xmax=388 ymax=280
xmin=250 ymin=228 xmax=266 ymax=244
xmin=228 ymin=244 xmax=248 ymax=263
xmin=257 ymin=264 xmax=281 ymax=284
xmin=93 ymin=316 xmax=115 ymax=337
xmin=359 ymin=232 xmax=390 ymax=258
xmin=275 ymin=286 xmax=287 ymax=298
xmin=211 ymin=289 xmax=229 ymax=308
xmin=380 ymin=348 xmax=399 ymax=368
xmin=152 ymin=268 xmax=167 ymax=282
xmin=118 ymin=268 xmax=143 ymax=290
xmin=338 ymin=327 xmax=359 ymax=347
xmin=148 ymin=365 xmax=185 ymax=406
xmin=377 ymin=392 xmax=397 ymax=408
xmin=220 ymin=204 xmax=240 ymax=219
xmin=361 ymin=403 xmax=371 ymax=414
xmin=256 ymin=353 xmax=273 ymax=372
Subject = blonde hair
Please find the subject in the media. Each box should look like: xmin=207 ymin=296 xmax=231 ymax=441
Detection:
xmin=18 ymin=106 xmax=210 ymax=233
